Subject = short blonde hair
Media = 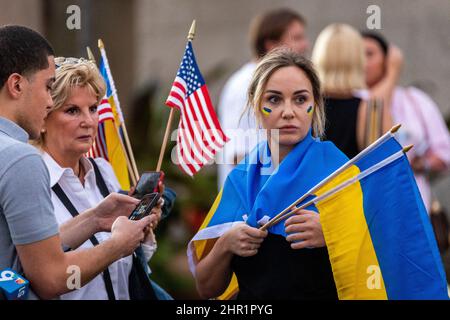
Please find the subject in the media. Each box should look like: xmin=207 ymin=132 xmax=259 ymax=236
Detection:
xmin=311 ymin=23 xmax=366 ymax=93
xmin=246 ymin=48 xmax=325 ymax=138
xmin=35 ymin=57 xmax=106 ymax=147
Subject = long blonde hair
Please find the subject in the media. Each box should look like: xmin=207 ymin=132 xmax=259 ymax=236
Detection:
xmin=311 ymin=23 xmax=366 ymax=94
xmin=246 ymin=48 xmax=325 ymax=138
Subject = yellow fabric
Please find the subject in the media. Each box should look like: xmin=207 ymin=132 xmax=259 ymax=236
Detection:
xmin=110 ymin=98 xmax=123 ymax=127
xmin=103 ymin=98 xmax=130 ymax=190
xmin=218 ymin=274 xmax=238 ymax=300
xmin=315 ymin=165 xmax=387 ymax=299
xmin=193 ymin=189 xmax=239 ymax=300
xmin=195 ymin=189 xmax=223 ymax=258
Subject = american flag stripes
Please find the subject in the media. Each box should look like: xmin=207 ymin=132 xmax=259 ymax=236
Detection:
xmin=86 ymin=98 xmax=114 ymax=160
xmin=97 ymin=98 xmax=115 ymax=123
xmin=166 ymin=41 xmax=229 ymax=176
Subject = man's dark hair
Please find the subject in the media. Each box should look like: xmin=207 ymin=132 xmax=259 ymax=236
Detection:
xmin=0 ymin=25 xmax=54 ymax=89
xmin=249 ymin=8 xmax=306 ymax=58
xmin=361 ymin=30 xmax=389 ymax=56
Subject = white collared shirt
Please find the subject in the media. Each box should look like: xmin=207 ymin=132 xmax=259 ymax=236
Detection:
xmin=42 ymin=152 xmax=133 ymax=300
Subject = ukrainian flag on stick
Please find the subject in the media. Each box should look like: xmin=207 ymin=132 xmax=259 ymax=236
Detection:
xmin=267 ymin=126 xmax=448 ymax=299
xmin=191 ymin=124 xmax=449 ymax=300
xmin=87 ymin=41 xmax=137 ymax=190
xmin=97 ymin=56 xmax=131 ymax=190
xmin=316 ymin=136 xmax=447 ymax=299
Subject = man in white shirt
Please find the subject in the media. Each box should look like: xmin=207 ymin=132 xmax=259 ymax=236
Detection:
xmin=217 ymin=8 xmax=310 ymax=188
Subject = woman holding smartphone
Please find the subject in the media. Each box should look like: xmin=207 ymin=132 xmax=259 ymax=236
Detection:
xmin=34 ymin=57 xmax=169 ymax=300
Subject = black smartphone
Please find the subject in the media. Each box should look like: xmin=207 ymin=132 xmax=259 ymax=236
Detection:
xmin=133 ymin=171 xmax=165 ymax=199
xmin=128 ymin=192 xmax=161 ymax=221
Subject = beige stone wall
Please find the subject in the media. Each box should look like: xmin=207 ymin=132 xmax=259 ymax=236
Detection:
xmin=2 ymin=0 xmax=448 ymax=117
xmin=0 ymin=0 xmax=43 ymax=32
xmin=134 ymin=0 xmax=450 ymax=118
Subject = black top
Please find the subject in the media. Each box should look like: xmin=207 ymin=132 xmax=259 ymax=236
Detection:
xmin=230 ymin=233 xmax=338 ymax=300
xmin=323 ymin=96 xmax=361 ymax=159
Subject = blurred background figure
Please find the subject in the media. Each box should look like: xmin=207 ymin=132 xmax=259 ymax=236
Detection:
xmin=312 ymin=23 xmax=368 ymax=158
xmin=362 ymin=31 xmax=450 ymax=212
xmin=217 ymin=7 xmax=309 ymax=188
xmin=312 ymin=23 xmax=401 ymax=159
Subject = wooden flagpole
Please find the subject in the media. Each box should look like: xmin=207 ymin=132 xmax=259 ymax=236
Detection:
xmin=156 ymin=19 xmax=196 ymax=172
xmin=98 ymin=39 xmax=140 ymax=181
xmin=86 ymin=46 xmax=96 ymax=62
xmin=260 ymin=124 xmax=403 ymax=231
xmin=262 ymin=143 xmax=415 ymax=228
xmin=88 ymin=43 xmax=137 ymax=186
xmin=262 ymin=141 xmax=412 ymax=230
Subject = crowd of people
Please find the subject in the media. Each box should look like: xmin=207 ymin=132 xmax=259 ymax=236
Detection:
xmin=0 ymin=6 xmax=449 ymax=300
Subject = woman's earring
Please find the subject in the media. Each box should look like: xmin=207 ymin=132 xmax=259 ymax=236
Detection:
xmin=41 ymin=128 xmax=46 ymax=133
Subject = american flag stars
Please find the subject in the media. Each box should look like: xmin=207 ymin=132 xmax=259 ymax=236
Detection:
xmin=165 ymin=41 xmax=229 ymax=176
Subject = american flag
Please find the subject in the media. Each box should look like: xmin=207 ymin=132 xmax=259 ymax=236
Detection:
xmin=86 ymin=97 xmax=114 ymax=160
xmin=166 ymin=41 xmax=229 ymax=176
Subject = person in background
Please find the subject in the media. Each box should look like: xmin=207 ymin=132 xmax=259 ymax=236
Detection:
xmin=312 ymin=23 xmax=402 ymax=159
xmin=217 ymin=8 xmax=309 ymax=188
xmin=362 ymin=31 xmax=450 ymax=212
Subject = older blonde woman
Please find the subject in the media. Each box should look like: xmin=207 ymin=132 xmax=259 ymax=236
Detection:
xmin=35 ymin=57 xmax=163 ymax=300
xmin=189 ymin=49 xmax=349 ymax=300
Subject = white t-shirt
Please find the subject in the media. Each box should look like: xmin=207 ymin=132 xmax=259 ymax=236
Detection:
xmin=217 ymin=62 xmax=259 ymax=188
xmin=42 ymin=152 xmax=133 ymax=300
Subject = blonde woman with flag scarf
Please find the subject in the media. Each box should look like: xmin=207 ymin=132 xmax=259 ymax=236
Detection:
xmin=189 ymin=49 xmax=349 ymax=300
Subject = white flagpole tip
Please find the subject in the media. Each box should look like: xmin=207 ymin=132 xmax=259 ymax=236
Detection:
xmin=86 ymin=46 xmax=96 ymax=62
xmin=188 ymin=20 xmax=196 ymax=41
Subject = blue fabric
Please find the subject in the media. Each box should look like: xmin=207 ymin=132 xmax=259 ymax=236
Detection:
xmin=209 ymin=130 xmax=349 ymax=237
xmin=99 ymin=58 xmax=113 ymax=97
xmin=150 ymin=280 xmax=173 ymax=300
xmin=358 ymin=137 xmax=448 ymax=299
xmin=175 ymin=41 xmax=206 ymax=95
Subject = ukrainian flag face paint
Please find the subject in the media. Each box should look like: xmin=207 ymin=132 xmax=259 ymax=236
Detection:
xmin=261 ymin=106 xmax=272 ymax=116
xmin=307 ymin=105 xmax=314 ymax=116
